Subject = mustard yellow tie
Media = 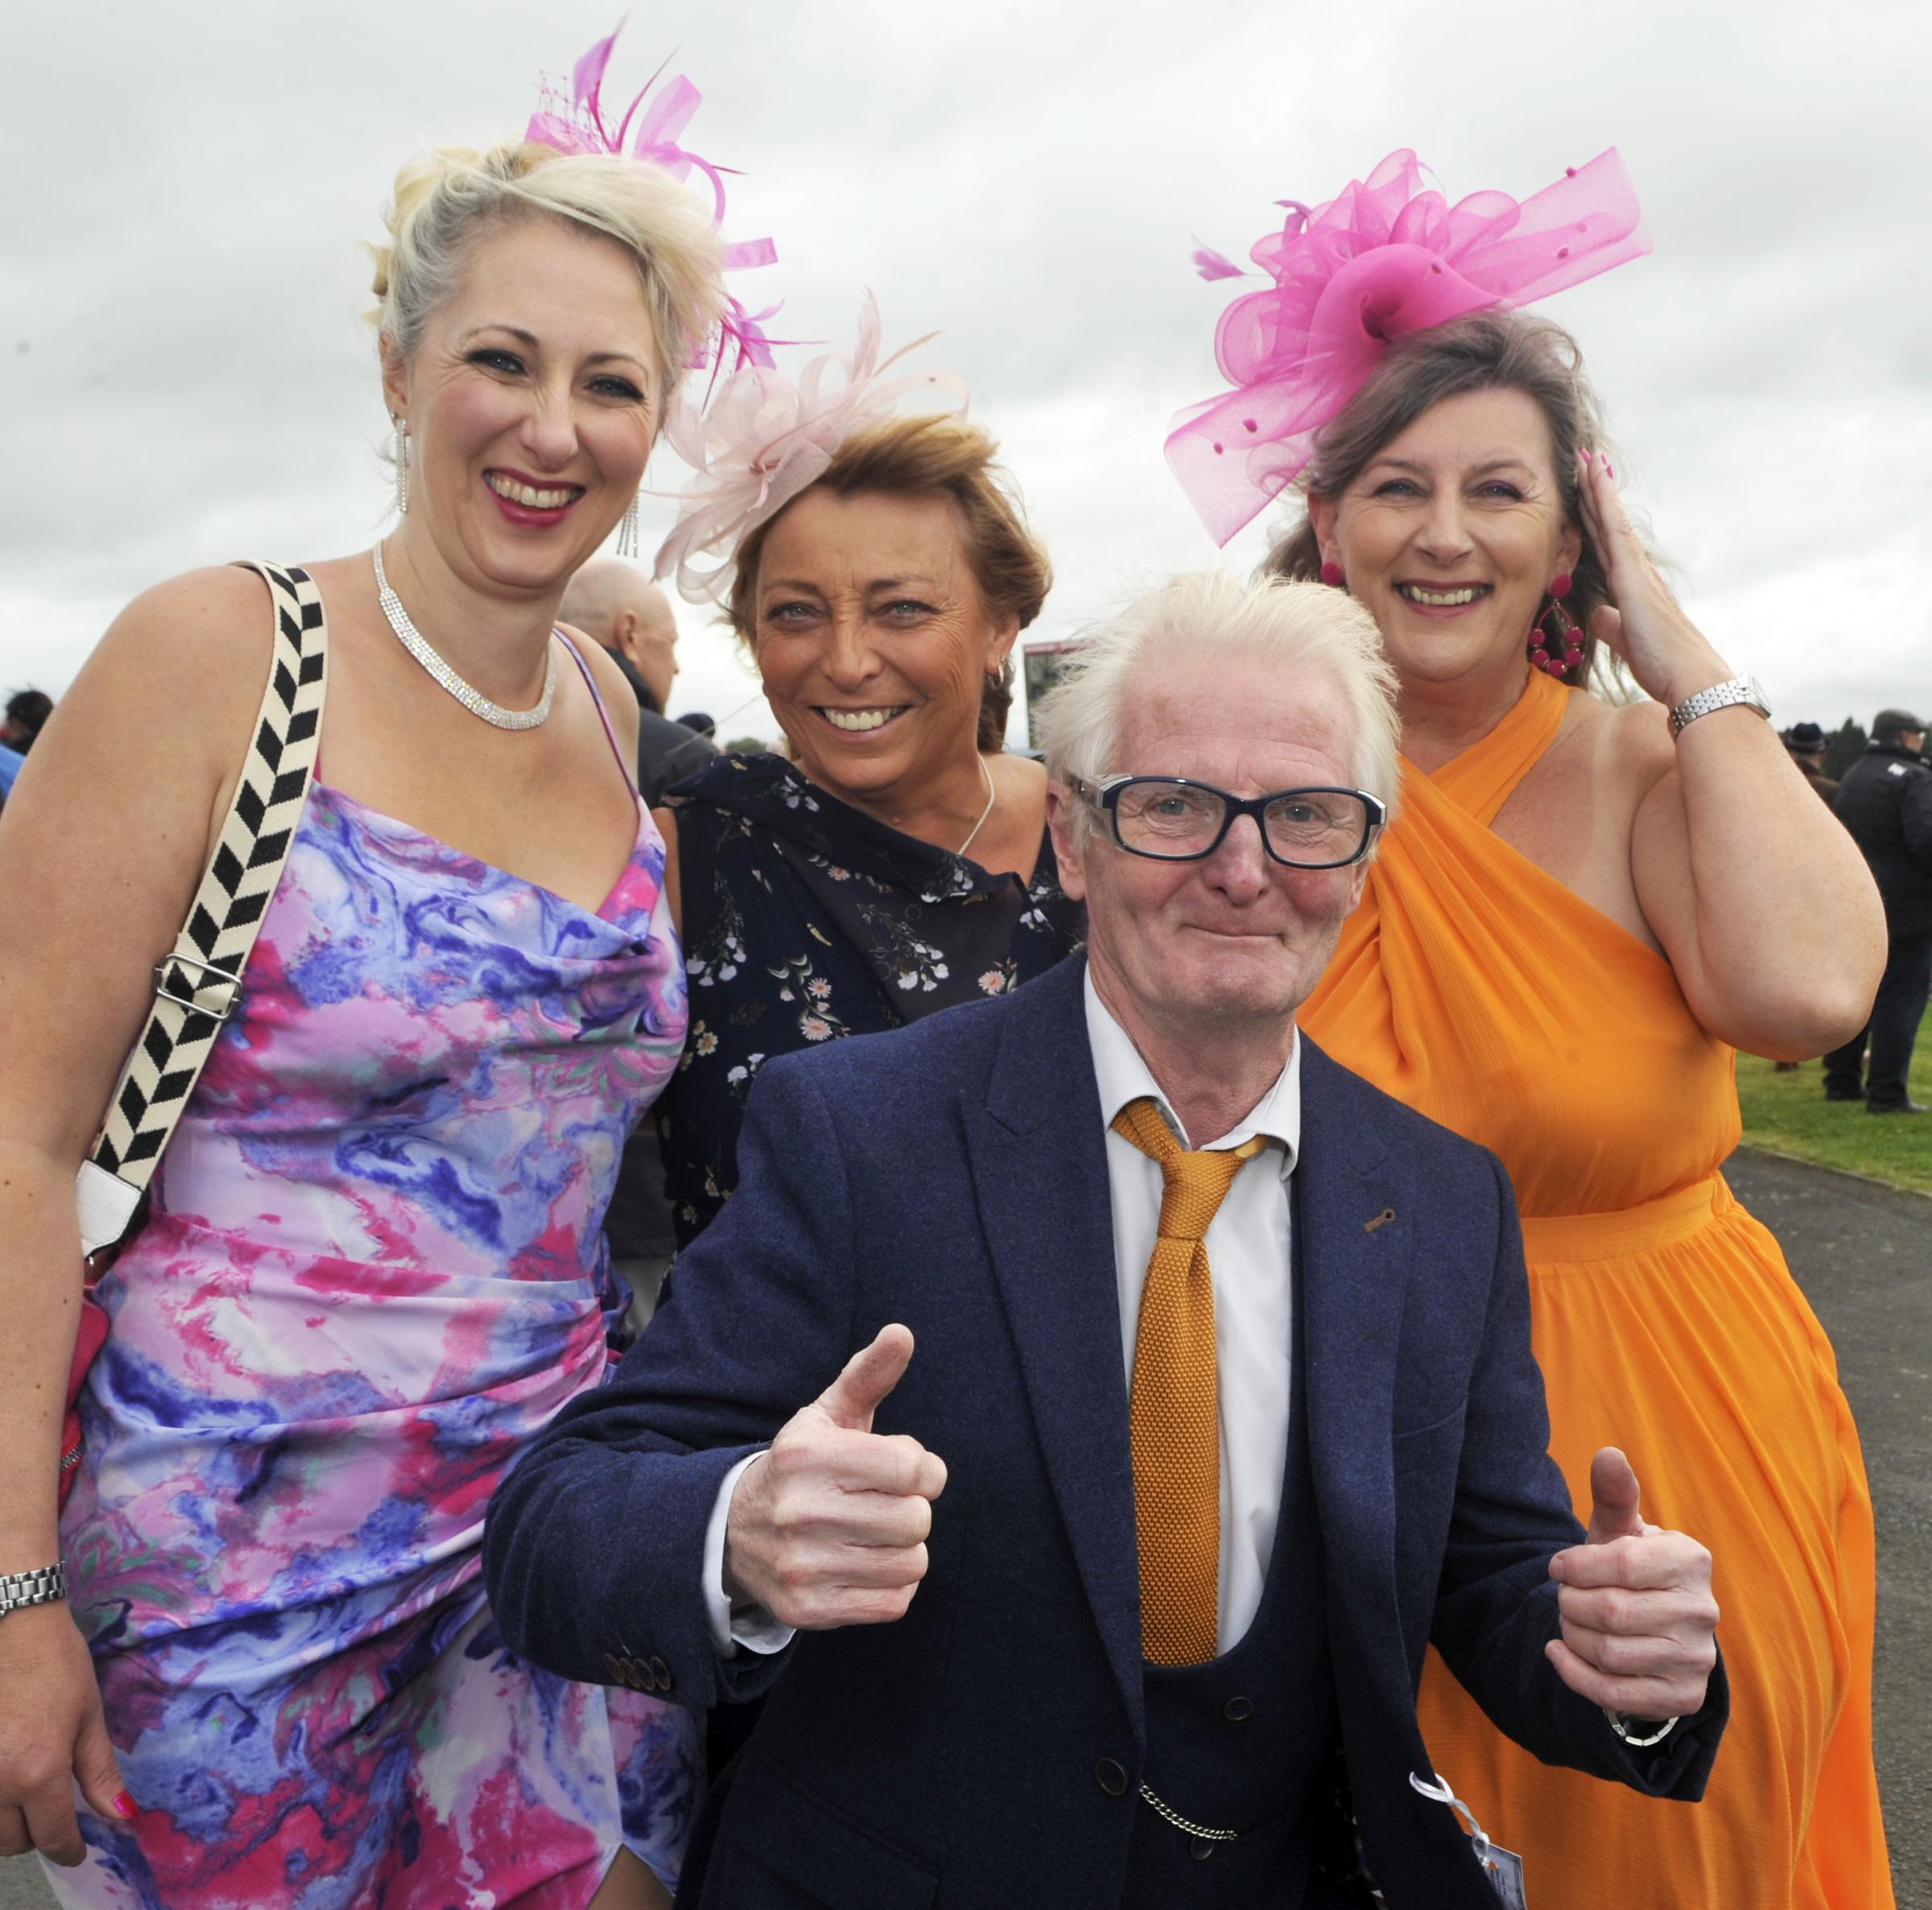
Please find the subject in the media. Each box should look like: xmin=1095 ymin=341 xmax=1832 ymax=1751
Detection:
xmin=1112 ymin=1095 xmax=1266 ymax=1666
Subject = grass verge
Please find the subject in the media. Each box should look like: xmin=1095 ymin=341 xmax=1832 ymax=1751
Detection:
xmin=1736 ymin=1009 xmax=1932 ymax=1195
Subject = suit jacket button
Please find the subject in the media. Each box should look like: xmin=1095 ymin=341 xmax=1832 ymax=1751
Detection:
xmin=1190 ymin=1839 xmax=1217 ymax=1862
xmin=1095 ymin=1757 xmax=1129 ymax=1797
xmin=650 ymin=1656 xmax=672 ymax=1692
xmin=1224 ymin=1696 xmax=1254 ymax=1722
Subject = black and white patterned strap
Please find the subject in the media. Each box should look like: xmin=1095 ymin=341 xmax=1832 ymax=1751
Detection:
xmin=76 ymin=562 xmax=327 ymax=1255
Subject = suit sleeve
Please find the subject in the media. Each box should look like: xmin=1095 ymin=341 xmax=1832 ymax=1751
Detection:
xmin=482 ymin=1052 xmax=857 ymax=1709
xmin=1428 ymin=1151 xmax=1728 ymax=1799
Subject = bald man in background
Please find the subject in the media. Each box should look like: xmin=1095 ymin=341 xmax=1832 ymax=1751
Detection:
xmin=561 ymin=559 xmax=717 ymax=806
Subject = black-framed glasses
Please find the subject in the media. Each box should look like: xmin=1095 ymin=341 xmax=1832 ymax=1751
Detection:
xmin=1075 ymin=774 xmax=1386 ymax=868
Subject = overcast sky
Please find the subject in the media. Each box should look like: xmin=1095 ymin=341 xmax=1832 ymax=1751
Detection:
xmin=3 ymin=0 xmax=1928 ymax=746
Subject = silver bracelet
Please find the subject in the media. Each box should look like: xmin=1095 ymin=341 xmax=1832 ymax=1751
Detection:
xmin=1666 ymin=674 xmax=1769 ymax=739
xmin=1603 ymin=1704 xmax=1678 ymax=1748
xmin=0 ymin=1561 xmax=68 ymax=1620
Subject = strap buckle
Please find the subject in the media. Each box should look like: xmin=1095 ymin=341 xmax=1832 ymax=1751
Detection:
xmin=153 ymin=953 xmax=241 ymax=1022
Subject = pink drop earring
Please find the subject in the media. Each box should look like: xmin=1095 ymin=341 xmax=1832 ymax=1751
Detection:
xmin=1528 ymin=571 xmax=1583 ymax=677
xmin=1320 ymin=561 xmax=1345 ymax=588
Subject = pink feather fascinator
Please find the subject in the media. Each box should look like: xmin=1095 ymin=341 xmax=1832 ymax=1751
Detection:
xmin=526 ymin=25 xmax=779 ymax=374
xmin=654 ymin=293 xmax=969 ymax=605
xmin=1169 ymin=148 xmax=1649 ymax=546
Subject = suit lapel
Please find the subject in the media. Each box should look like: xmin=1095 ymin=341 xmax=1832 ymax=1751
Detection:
xmin=964 ymin=959 xmax=1146 ymax=1740
xmin=1295 ymin=1042 xmax=1414 ymax=1670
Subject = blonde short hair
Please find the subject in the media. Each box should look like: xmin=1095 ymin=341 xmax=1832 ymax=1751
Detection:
xmin=368 ymin=139 xmax=727 ymax=394
xmin=1038 ymin=572 xmax=1401 ymax=836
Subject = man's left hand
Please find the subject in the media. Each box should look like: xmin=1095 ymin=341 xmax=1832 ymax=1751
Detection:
xmin=1545 ymin=1446 xmax=1719 ymax=1722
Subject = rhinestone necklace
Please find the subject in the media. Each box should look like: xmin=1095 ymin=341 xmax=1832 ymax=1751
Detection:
xmin=373 ymin=543 xmax=556 ymax=731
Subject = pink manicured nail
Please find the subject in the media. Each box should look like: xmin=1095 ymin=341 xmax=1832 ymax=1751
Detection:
xmin=113 ymin=1790 xmax=138 ymax=1821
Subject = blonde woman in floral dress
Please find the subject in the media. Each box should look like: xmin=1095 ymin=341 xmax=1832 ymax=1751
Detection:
xmin=0 ymin=33 xmax=771 ymax=1908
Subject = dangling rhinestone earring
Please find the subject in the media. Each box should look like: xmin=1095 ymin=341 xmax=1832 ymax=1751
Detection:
xmin=616 ymin=490 xmax=641 ymax=560
xmin=391 ymin=415 xmax=410 ymax=516
xmin=1319 ymin=560 xmax=1345 ymax=588
xmin=1528 ymin=571 xmax=1583 ymax=678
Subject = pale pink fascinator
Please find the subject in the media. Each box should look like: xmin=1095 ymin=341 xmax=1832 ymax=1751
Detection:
xmin=1169 ymin=148 xmax=1650 ymax=546
xmin=653 ymin=293 xmax=969 ymax=604
xmin=526 ymin=25 xmax=780 ymax=373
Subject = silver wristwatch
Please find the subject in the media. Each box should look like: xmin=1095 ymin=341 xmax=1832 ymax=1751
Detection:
xmin=1667 ymin=674 xmax=1769 ymax=739
xmin=0 ymin=1561 xmax=68 ymax=1620
xmin=1604 ymin=1705 xmax=1678 ymax=1747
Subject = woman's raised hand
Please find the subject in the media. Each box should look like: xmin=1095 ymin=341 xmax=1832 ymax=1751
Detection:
xmin=1574 ymin=448 xmax=1734 ymax=709
xmin=0 ymin=1601 xmax=133 ymax=1865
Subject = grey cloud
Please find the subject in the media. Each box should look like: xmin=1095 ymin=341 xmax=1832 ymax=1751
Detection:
xmin=2 ymin=0 xmax=1928 ymax=740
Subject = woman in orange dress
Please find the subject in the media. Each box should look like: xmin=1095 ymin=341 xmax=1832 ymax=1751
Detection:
xmin=1173 ymin=155 xmax=1893 ymax=1908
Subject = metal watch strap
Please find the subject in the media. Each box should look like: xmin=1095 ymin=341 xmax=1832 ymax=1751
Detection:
xmin=1667 ymin=674 xmax=1768 ymax=739
xmin=1604 ymin=1704 xmax=1678 ymax=1747
xmin=0 ymin=1561 xmax=68 ymax=1619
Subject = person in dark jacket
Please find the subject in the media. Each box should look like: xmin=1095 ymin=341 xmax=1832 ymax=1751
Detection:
xmin=1825 ymin=708 xmax=1932 ymax=1110
xmin=560 ymin=558 xmax=719 ymax=806
xmin=2 ymin=687 xmax=52 ymax=755
xmin=1780 ymin=721 xmax=1839 ymax=807
xmin=483 ymin=576 xmax=1728 ymax=1910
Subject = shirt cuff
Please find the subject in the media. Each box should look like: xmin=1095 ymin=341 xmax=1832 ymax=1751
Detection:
xmin=703 ymin=1451 xmax=797 ymax=1657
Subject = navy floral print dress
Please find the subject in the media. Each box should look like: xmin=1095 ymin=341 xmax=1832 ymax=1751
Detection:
xmin=655 ymin=751 xmax=1084 ymax=1245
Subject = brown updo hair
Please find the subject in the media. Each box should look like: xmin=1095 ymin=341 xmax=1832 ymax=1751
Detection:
xmin=726 ymin=415 xmax=1052 ymax=751
xmin=1263 ymin=310 xmax=1624 ymax=692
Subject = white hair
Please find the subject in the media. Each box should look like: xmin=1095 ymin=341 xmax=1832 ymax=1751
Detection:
xmin=1036 ymin=571 xmax=1401 ymax=840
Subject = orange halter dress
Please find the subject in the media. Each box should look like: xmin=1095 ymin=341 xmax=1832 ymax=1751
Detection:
xmin=1302 ymin=668 xmax=1893 ymax=1910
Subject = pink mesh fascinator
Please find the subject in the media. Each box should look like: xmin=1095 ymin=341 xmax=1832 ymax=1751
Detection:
xmin=1169 ymin=148 xmax=1649 ymax=545
xmin=527 ymin=24 xmax=780 ymax=373
xmin=653 ymin=292 xmax=969 ymax=604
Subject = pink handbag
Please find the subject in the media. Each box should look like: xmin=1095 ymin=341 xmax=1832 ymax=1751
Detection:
xmin=57 ymin=561 xmax=325 ymax=1507
xmin=58 ymin=1298 xmax=112 ymax=1506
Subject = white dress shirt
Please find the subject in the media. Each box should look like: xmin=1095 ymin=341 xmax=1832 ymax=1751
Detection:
xmin=1086 ymin=972 xmax=1300 ymax=1655
xmin=704 ymin=974 xmax=1301 ymax=1657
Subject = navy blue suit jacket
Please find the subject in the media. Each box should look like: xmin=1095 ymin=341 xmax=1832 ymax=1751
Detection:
xmin=485 ymin=955 xmax=1725 ymax=1908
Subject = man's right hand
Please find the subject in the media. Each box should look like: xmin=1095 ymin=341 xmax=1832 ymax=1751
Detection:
xmin=723 ymin=1324 xmax=946 ymax=1630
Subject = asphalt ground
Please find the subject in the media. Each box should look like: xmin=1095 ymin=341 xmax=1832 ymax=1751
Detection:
xmin=3 ymin=1146 xmax=1924 ymax=1910
xmin=1725 ymin=1150 xmax=1930 ymax=1907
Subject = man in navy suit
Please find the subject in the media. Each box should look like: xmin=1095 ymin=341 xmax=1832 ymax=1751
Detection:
xmin=485 ymin=573 xmax=1725 ymax=1908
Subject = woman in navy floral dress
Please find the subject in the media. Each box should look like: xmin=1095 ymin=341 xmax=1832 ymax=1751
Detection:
xmin=660 ymin=745 xmax=1079 ymax=1241
xmin=649 ymin=377 xmax=1084 ymax=1248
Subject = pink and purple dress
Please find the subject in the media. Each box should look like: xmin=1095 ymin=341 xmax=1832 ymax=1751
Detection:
xmin=52 ymin=646 xmax=699 ymax=1908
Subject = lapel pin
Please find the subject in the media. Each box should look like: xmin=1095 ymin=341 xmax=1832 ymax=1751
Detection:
xmin=1363 ymin=1207 xmax=1397 ymax=1233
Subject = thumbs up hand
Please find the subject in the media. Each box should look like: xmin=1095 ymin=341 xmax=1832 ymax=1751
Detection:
xmin=723 ymin=1325 xmax=948 ymax=1631
xmin=1545 ymin=1448 xmax=1720 ymax=1723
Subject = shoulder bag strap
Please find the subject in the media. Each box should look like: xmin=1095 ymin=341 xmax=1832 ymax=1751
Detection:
xmin=76 ymin=561 xmax=328 ymax=1254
